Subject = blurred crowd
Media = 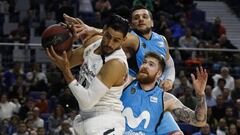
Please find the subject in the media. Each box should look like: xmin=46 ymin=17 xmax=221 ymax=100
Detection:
xmin=0 ymin=0 xmax=240 ymax=135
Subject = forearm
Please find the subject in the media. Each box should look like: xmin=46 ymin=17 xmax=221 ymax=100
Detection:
xmin=194 ymin=94 xmax=207 ymax=124
xmin=172 ymin=95 xmax=207 ymax=127
xmin=68 ymin=77 xmax=108 ymax=110
xmin=62 ymin=68 xmax=75 ymax=84
xmin=161 ymin=56 xmax=175 ymax=82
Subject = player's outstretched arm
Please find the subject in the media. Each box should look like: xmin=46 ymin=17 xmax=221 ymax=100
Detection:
xmin=63 ymin=14 xmax=102 ymax=45
xmin=164 ymin=67 xmax=208 ymax=127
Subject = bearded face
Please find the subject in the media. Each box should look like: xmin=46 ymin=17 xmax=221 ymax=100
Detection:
xmin=101 ymin=27 xmax=125 ymax=56
xmin=136 ymin=64 xmax=159 ymax=84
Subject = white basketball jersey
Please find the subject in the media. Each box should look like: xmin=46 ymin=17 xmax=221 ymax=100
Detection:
xmin=78 ymin=39 xmax=128 ymax=113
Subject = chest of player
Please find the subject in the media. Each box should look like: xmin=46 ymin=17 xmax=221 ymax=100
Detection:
xmin=121 ymin=83 xmax=164 ymax=132
xmin=122 ymin=86 xmax=163 ymax=114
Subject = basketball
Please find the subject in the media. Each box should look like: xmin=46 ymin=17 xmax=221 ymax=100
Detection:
xmin=41 ymin=24 xmax=73 ymax=54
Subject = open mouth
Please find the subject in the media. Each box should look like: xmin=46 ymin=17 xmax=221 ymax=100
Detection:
xmin=139 ymin=69 xmax=148 ymax=74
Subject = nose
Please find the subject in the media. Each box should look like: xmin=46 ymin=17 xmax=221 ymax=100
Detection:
xmin=139 ymin=17 xmax=144 ymax=22
xmin=141 ymin=63 xmax=149 ymax=69
xmin=105 ymin=39 xmax=114 ymax=48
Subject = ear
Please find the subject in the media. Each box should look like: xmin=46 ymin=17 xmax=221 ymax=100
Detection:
xmin=156 ymin=70 xmax=162 ymax=79
xmin=156 ymin=67 xmax=163 ymax=79
xmin=151 ymin=20 xmax=154 ymax=28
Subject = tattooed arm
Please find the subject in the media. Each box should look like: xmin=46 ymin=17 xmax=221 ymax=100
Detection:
xmin=164 ymin=93 xmax=207 ymax=126
xmin=164 ymin=67 xmax=208 ymax=127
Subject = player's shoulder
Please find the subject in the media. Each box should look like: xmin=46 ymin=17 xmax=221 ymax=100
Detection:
xmin=163 ymin=92 xmax=177 ymax=102
xmin=152 ymin=32 xmax=166 ymax=40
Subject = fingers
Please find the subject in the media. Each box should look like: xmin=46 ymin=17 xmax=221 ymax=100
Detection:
xmin=194 ymin=66 xmax=208 ymax=83
xmin=71 ymin=24 xmax=86 ymax=40
xmin=49 ymin=46 xmax=59 ymax=59
xmin=63 ymin=13 xmax=85 ymax=27
xmin=63 ymin=51 xmax=68 ymax=62
xmin=46 ymin=46 xmax=61 ymax=61
xmin=204 ymin=68 xmax=208 ymax=79
xmin=191 ymin=73 xmax=196 ymax=81
xmin=196 ymin=66 xmax=200 ymax=78
xmin=63 ymin=13 xmax=79 ymax=24
xmin=72 ymin=24 xmax=86 ymax=35
xmin=76 ymin=18 xmax=84 ymax=24
xmin=59 ymin=22 xmax=68 ymax=28
xmin=159 ymin=81 xmax=165 ymax=90
xmin=160 ymin=80 xmax=173 ymax=91
xmin=46 ymin=47 xmax=55 ymax=61
xmin=59 ymin=22 xmax=73 ymax=32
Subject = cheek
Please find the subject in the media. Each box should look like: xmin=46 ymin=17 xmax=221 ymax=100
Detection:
xmin=132 ymin=20 xmax=138 ymax=25
xmin=112 ymin=42 xmax=121 ymax=49
xmin=102 ymin=38 xmax=109 ymax=45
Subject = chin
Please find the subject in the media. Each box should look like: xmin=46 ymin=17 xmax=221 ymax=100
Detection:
xmin=136 ymin=74 xmax=147 ymax=81
xmin=137 ymin=28 xmax=146 ymax=32
xmin=103 ymin=50 xmax=113 ymax=56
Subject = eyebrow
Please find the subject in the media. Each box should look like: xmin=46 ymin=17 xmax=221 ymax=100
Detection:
xmin=106 ymin=31 xmax=122 ymax=40
xmin=145 ymin=59 xmax=157 ymax=65
xmin=149 ymin=61 xmax=156 ymax=65
xmin=134 ymin=13 xmax=149 ymax=17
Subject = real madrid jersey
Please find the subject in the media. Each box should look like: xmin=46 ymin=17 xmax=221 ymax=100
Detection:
xmin=78 ymin=38 xmax=128 ymax=113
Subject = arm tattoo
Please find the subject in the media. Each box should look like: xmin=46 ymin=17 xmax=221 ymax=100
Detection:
xmin=172 ymin=106 xmax=192 ymax=123
xmin=172 ymin=95 xmax=207 ymax=126
xmin=195 ymin=95 xmax=207 ymax=122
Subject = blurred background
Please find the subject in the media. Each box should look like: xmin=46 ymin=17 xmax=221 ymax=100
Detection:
xmin=0 ymin=0 xmax=240 ymax=134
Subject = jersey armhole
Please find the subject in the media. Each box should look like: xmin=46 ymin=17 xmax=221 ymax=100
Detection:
xmin=155 ymin=91 xmax=165 ymax=132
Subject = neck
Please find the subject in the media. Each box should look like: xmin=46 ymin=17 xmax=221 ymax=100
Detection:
xmin=142 ymin=32 xmax=152 ymax=40
xmin=95 ymin=46 xmax=102 ymax=55
xmin=133 ymin=29 xmax=152 ymax=40
xmin=139 ymin=81 xmax=156 ymax=91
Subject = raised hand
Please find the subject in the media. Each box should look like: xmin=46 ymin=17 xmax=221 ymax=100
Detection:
xmin=191 ymin=66 xmax=208 ymax=96
xmin=63 ymin=14 xmax=101 ymax=44
xmin=160 ymin=79 xmax=173 ymax=91
xmin=63 ymin=13 xmax=84 ymax=25
xmin=46 ymin=46 xmax=70 ymax=73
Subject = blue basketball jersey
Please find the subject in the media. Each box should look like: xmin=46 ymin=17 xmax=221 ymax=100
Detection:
xmin=156 ymin=112 xmax=181 ymax=135
xmin=121 ymin=80 xmax=164 ymax=135
xmin=128 ymin=31 xmax=168 ymax=77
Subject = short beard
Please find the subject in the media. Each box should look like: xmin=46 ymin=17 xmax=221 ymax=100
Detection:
xmin=136 ymin=73 xmax=156 ymax=84
xmin=101 ymin=45 xmax=120 ymax=56
xmin=133 ymin=27 xmax=151 ymax=36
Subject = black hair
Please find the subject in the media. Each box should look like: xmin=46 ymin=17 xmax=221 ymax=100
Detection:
xmin=105 ymin=14 xmax=129 ymax=37
xmin=218 ymin=78 xmax=226 ymax=85
xmin=113 ymin=5 xmax=131 ymax=20
xmin=131 ymin=5 xmax=153 ymax=20
xmin=144 ymin=52 xmax=165 ymax=72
